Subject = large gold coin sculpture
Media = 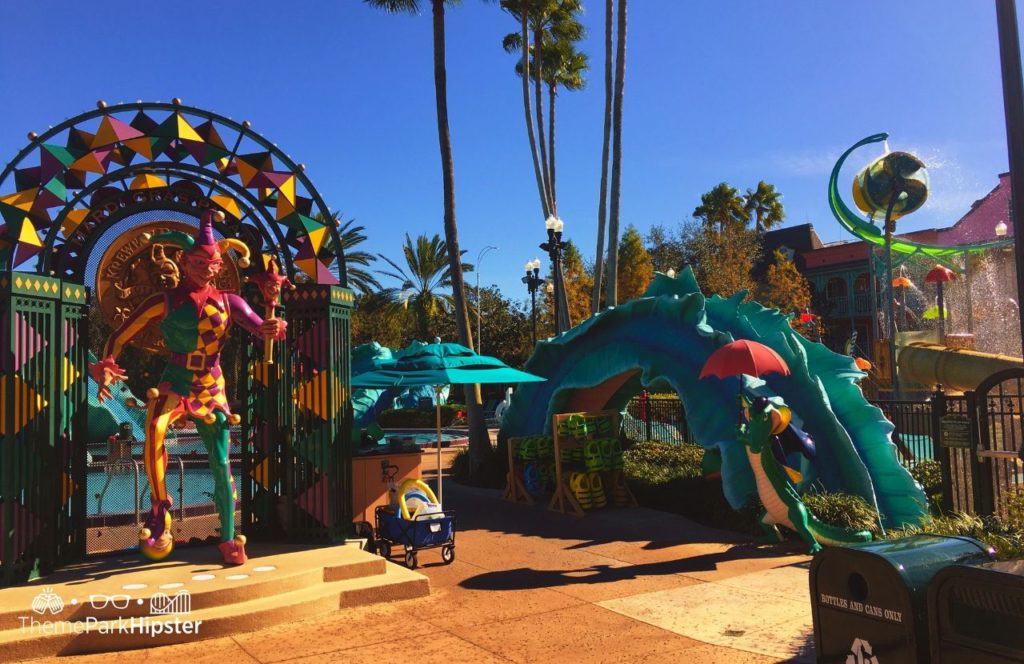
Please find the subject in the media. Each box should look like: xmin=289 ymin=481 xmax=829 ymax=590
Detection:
xmin=96 ymin=220 xmax=242 ymax=353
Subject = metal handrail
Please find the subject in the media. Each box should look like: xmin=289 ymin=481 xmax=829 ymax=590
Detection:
xmin=132 ymin=458 xmax=141 ymax=527
xmin=174 ymin=456 xmax=186 ymax=522
xmin=977 ymin=449 xmax=1021 ymax=461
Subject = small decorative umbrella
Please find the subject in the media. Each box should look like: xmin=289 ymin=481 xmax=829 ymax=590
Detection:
xmin=699 ymin=340 xmax=791 ymax=423
xmin=892 ymin=274 xmax=914 ymax=331
xmin=924 ymin=265 xmax=957 ymax=344
xmin=351 ymin=341 xmax=546 ymax=504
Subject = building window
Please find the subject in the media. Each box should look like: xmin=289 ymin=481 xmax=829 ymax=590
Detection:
xmin=826 ymin=277 xmax=847 ymax=299
xmin=853 ymin=273 xmax=870 ymax=293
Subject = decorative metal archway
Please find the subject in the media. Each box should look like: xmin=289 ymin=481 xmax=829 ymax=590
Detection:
xmin=0 ymin=102 xmax=354 ymax=586
xmin=0 ymin=100 xmax=346 ymax=285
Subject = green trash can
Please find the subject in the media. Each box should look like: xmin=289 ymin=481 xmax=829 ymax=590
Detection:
xmin=928 ymin=558 xmax=1024 ymax=662
xmin=810 ymin=534 xmax=991 ymax=663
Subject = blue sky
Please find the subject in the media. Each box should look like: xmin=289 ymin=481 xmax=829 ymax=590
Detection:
xmin=0 ymin=1 xmax=1019 ymax=301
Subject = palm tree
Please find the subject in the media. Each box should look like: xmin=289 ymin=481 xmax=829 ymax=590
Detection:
xmin=694 ymin=183 xmax=749 ymax=233
xmin=503 ymin=5 xmax=585 ymax=216
xmin=744 ymin=181 xmax=785 ymax=233
xmin=501 ymin=0 xmax=553 ymax=218
xmin=366 ymin=0 xmax=492 ymax=474
xmin=377 ymin=233 xmax=470 ymax=341
xmin=544 ymin=32 xmax=587 ymax=213
xmin=604 ymin=0 xmax=627 ymax=307
xmin=316 ymin=211 xmax=382 ymax=296
xmin=591 ymin=0 xmax=613 ymax=314
xmin=337 ymin=219 xmax=383 ymax=296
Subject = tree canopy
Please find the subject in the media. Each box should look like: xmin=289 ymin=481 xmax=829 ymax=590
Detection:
xmin=616 ymin=224 xmax=653 ymax=301
xmin=376 ymin=233 xmax=472 ymax=342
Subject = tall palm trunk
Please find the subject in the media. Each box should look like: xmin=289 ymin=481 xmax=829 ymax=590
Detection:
xmin=591 ymin=0 xmax=613 ymax=314
xmin=605 ymin=0 xmax=627 ymax=307
xmin=430 ymin=0 xmax=490 ymax=471
xmin=534 ymin=27 xmax=553 ymax=214
xmin=548 ymin=81 xmax=557 ymax=214
xmin=520 ymin=1 xmax=549 ymax=219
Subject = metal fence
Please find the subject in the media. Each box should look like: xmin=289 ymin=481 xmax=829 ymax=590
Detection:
xmin=624 ymin=393 xmax=941 ymax=471
xmin=84 ymin=431 xmax=245 ymax=554
xmin=624 ymin=394 xmax=698 ymax=445
xmin=869 ymin=399 xmax=936 ymax=470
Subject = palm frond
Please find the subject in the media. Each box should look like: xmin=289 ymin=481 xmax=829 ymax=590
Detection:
xmin=364 ymin=0 xmax=421 ymax=14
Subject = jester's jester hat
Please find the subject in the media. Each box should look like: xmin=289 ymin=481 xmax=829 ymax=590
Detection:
xmin=143 ymin=209 xmax=251 ymax=267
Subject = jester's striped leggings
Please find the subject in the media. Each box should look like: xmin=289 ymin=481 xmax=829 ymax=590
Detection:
xmin=145 ymin=393 xmax=237 ymax=542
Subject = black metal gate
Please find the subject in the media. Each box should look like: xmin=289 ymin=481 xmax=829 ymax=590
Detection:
xmin=971 ymin=369 xmax=1024 ymax=518
xmin=930 ymin=370 xmax=1024 ymax=519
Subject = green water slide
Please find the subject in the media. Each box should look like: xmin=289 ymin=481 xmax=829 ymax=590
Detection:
xmin=499 ymin=270 xmax=927 ymax=528
xmin=829 ymin=133 xmax=1014 ymax=260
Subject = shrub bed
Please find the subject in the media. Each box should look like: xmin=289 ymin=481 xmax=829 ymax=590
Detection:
xmin=377 ymin=404 xmax=464 ymax=429
xmin=624 ymin=441 xmax=760 ymax=534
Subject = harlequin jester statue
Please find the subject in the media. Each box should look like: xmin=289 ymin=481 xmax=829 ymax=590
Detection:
xmin=90 ymin=210 xmax=286 ymax=565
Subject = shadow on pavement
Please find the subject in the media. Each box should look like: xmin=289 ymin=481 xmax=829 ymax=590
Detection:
xmin=459 ymin=546 xmax=804 ymax=592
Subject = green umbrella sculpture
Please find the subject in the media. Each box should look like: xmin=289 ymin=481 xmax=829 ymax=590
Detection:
xmin=351 ymin=341 xmax=545 ymax=504
xmin=922 ymin=304 xmax=950 ymax=321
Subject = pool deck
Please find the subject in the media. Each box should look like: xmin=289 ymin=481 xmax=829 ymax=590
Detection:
xmin=19 ymin=451 xmax=816 ymax=663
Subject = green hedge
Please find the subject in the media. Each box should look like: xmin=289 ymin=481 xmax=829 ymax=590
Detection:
xmin=803 ymin=491 xmax=882 ymax=534
xmin=623 ymin=441 xmax=884 ymax=536
xmin=623 ymin=441 xmax=703 ymax=483
xmin=377 ymin=404 xmax=464 ymax=429
xmin=624 ymin=441 xmax=760 ymax=534
xmin=620 ymin=444 xmax=1024 ymax=558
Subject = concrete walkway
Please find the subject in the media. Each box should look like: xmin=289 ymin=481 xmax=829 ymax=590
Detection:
xmin=24 ymin=480 xmax=816 ymax=663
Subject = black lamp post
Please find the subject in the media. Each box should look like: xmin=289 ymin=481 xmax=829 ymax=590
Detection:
xmin=540 ymin=215 xmax=571 ymax=334
xmin=522 ymin=258 xmax=545 ymax=346
xmin=996 ymin=0 xmax=1024 ymax=358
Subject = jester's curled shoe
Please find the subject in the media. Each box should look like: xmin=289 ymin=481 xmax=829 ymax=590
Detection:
xmin=218 ymin=535 xmax=248 ymax=565
xmin=139 ymin=499 xmax=174 ymax=562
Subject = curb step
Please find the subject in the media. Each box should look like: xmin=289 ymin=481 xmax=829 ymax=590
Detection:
xmin=1 ymin=562 xmax=428 ymax=661
xmin=0 ymin=555 xmax=386 ymax=628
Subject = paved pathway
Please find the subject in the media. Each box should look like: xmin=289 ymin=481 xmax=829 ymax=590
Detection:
xmin=26 ymin=480 xmax=816 ymax=663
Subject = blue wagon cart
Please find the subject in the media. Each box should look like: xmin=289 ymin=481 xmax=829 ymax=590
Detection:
xmin=374 ymin=505 xmax=456 ymax=569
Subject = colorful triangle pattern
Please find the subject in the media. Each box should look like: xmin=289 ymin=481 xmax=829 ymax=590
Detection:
xmin=1 ymin=107 xmax=340 ymax=283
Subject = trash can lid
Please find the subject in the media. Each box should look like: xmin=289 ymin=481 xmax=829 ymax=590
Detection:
xmin=815 ymin=534 xmax=992 ymax=589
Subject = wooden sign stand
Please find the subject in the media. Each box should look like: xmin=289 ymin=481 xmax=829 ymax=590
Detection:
xmin=548 ymin=410 xmax=636 ymax=516
xmin=504 ymin=436 xmax=536 ymax=505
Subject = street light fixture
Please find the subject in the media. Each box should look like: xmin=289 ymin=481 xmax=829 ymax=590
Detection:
xmin=540 ymin=215 xmax=570 ymax=334
xmin=475 ymin=245 xmax=497 ymax=354
xmin=996 ymin=219 xmax=1010 ymax=301
xmin=522 ymin=258 xmax=545 ymax=346
xmin=666 ymin=268 xmax=676 ymax=279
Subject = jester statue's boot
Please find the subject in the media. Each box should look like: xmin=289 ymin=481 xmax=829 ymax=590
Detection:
xmin=139 ymin=498 xmax=174 ymax=562
xmin=218 ymin=535 xmax=248 ymax=565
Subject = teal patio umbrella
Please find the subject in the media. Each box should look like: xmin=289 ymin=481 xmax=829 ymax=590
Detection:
xmin=351 ymin=341 xmax=545 ymax=503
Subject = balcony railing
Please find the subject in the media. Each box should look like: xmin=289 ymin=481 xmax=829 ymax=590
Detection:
xmin=853 ymin=292 xmax=872 ymax=313
xmin=823 ymin=293 xmax=873 ymax=317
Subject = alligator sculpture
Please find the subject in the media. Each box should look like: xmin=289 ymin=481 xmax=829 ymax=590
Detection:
xmin=742 ymin=395 xmax=872 ymax=554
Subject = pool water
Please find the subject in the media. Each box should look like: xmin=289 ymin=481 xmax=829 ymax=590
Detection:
xmin=87 ymin=467 xmax=242 ymax=516
xmin=383 ymin=430 xmax=469 ymax=448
